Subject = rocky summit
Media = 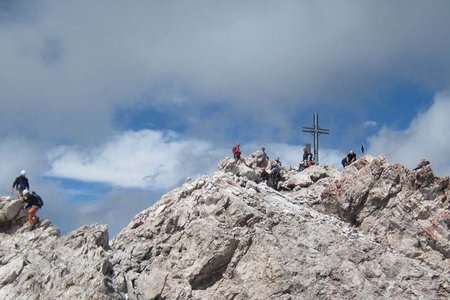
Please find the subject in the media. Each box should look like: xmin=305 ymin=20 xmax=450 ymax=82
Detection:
xmin=0 ymin=152 xmax=449 ymax=299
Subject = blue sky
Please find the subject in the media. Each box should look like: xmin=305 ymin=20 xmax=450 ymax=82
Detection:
xmin=1 ymin=1 xmax=449 ymax=236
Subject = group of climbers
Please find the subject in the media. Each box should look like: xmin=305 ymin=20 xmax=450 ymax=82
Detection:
xmin=231 ymin=142 xmax=364 ymax=192
xmin=11 ymin=170 xmax=43 ymax=230
xmin=233 ymin=143 xmax=361 ymax=181
xmin=232 ymin=145 xmax=284 ymax=190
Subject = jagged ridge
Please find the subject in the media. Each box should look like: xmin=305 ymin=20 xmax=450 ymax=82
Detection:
xmin=0 ymin=151 xmax=449 ymax=299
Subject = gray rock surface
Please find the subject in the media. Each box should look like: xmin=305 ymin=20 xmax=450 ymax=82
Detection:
xmin=0 ymin=153 xmax=449 ymax=299
xmin=0 ymin=198 xmax=120 ymax=299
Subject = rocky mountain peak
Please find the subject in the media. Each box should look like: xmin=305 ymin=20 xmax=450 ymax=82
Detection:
xmin=1 ymin=152 xmax=449 ymax=299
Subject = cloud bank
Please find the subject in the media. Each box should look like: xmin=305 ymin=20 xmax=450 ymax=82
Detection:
xmin=368 ymin=94 xmax=450 ymax=176
xmin=47 ymin=130 xmax=224 ymax=190
xmin=2 ymin=1 xmax=450 ymax=143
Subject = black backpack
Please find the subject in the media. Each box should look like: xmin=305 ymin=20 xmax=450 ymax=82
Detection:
xmin=32 ymin=191 xmax=44 ymax=208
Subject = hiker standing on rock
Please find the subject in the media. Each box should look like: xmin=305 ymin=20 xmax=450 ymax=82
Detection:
xmin=341 ymin=150 xmax=357 ymax=168
xmin=232 ymin=144 xmax=241 ymax=162
xmin=12 ymin=170 xmax=29 ymax=198
xmin=233 ymin=144 xmax=246 ymax=165
xmin=261 ymin=147 xmax=269 ymax=160
xmin=22 ymin=189 xmax=43 ymax=230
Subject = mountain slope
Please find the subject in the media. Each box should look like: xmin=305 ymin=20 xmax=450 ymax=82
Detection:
xmin=0 ymin=152 xmax=449 ymax=299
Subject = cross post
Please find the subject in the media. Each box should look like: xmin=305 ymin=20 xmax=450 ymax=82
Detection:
xmin=302 ymin=113 xmax=330 ymax=164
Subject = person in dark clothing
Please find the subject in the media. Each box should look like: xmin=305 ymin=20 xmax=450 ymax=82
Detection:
xmin=275 ymin=157 xmax=282 ymax=166
xmin=302 ymin=148 xmax=313 ymax=167
xmin=341 ymin=150 xmax=357 ymax=168
xmin=12 ymin=170 xmax=29 ymax=197
xmin=302 ymin=148 xmax=309 ymax=162
xmin=260 ymin=168 xmax=270 ymax=182
xmin=270 ymin=158 xmax=282 ymax=187
xmin=261 ymin=147 xmax=268 ymax=159
xmin=22 ymin=189 xmax=42 ymax=230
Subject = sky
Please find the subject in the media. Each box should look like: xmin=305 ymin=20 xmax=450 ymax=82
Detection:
xmin=1 ymin=1 xmax=449 ymax=237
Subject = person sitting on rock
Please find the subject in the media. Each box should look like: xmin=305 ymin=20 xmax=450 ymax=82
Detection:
xmin=270 ymin=158 xmax=282 ymax=185
xmin=413 ymin=158 xmax=430 ymax=171
xmin=12 ymin=170 xmax=29 ymax=198
xmin=302 ymin=148 xmax=314 ymax=167
xmin=341 ymin=150 xmax=357 ymax=168
xmin=257 ymin=147 xmax=270 ymax=168
xmin=275 ymin=157 xmax=282 ymax=166
xmin=22 ymin=189 xmax=43 ymax=230
xmin=260 ymin=168 xmax=270 ymax=182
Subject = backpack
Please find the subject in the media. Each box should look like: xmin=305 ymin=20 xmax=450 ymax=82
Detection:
xmin=32 ymin=191 xmax=44 ymax=208
xmin=232 ymin=146 xmax=237 ymax=153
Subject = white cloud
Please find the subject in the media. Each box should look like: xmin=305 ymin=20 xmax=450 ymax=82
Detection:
xmin=2 ymin=1 xmax=450 ymax=141
xmin=46 ymin=129 xmax=225 ymax=189
xmin=368 ymin=94 xmax=450 ymax=176
xmin=0 ymin=136 xmax=49 ymax=193
xmin=364 ymin=120 xmax=378 ymax=128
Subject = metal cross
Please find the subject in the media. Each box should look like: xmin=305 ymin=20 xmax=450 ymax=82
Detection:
xmin=302 ymin=113 xmax=330 ymax=164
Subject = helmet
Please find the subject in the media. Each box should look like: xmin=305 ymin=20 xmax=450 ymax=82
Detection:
xmin=21 ymin=170 xmax=26 ymax=176
xmin=23 ymin=189 xmax=29 ymax=196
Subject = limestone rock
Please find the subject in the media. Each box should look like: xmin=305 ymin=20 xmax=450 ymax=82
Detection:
xmin=0 ymin=154 xmax=449 ymax=299
xmin=320 ymin=156 xmax=450 ymax=273
xmin=0 ymin=219 xmax=121 ymax=300
xmin=111 ymin=156 xmax=449 ymax=299
xmin=0 ymin=199 xmax=27 ymax=232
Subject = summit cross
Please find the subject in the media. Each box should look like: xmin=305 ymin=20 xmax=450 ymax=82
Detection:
xmin=302 ymin=113 xmax=330 ymax=164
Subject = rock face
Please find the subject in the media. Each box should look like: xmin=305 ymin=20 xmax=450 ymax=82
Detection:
xmin=0 ymin=199 xmax=120 ymax=299
xmin=0 ymin=154 xmax=449 ymax=299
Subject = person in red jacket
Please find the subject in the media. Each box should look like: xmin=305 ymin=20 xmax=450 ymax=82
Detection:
xmin=232 ymin=144 xmax=241 ymax=163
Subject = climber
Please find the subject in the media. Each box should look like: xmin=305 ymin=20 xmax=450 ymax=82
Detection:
xmin=232 ymin=144 xmax=246 ymax=165
xmin=261 ymin=147 xmax=269 ymax=160
xmin=260 ymin=167 xmax=270 ymax=182
xmin=22 ymin=189 xmax=43 ymax=230
xmin=341 ymin=150 xmax=357 ymax=168
xmin=12 ymin=170 xmax=29 ymax=198
xmin=270 ymin=158 xmax=282 ymax=187
xmin=302 ymin=148 xmax=314 ymax=167
xmin=298 ymin=148 xmax=314 ymax=171
xmin=275 ymin=157 xmax=282 ymax=166
xmin=232 ymin=144 xmax=241 ymax=163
